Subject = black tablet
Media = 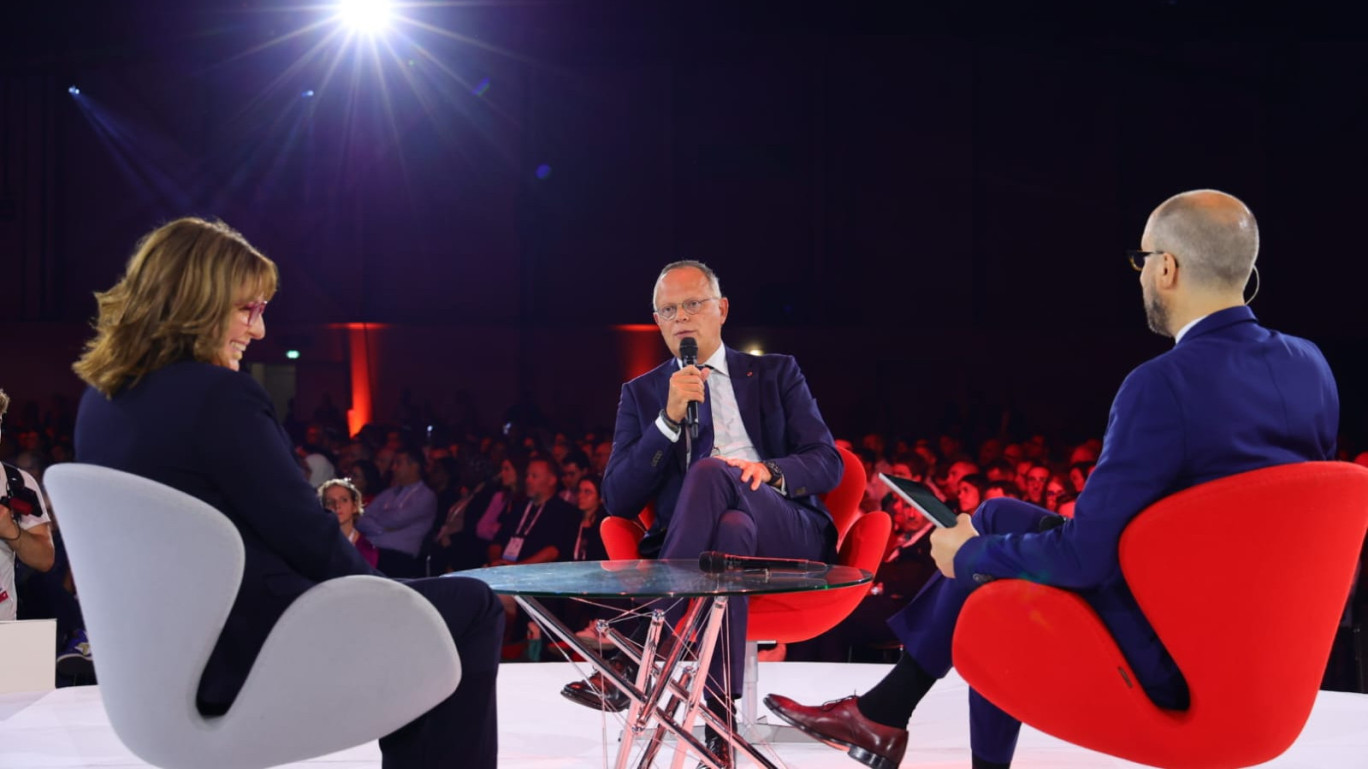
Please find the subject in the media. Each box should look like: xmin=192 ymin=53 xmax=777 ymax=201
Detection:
xmin=878 ymin=473 xmax=959 ymax=528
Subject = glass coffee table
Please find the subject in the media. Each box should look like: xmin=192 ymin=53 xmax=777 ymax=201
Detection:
xmin=455 ymin=559 xmax=871 ymax=769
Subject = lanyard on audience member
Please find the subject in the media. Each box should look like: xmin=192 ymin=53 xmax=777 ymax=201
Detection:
xmin=514 ymin=501 xmax=547 ymax=538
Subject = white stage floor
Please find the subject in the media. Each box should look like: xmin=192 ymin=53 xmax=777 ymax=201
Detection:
xmin=2 ymin=662 xmax=1366 ymax=768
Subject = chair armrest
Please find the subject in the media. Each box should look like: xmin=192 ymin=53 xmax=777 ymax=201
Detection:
xmin=221 ymin=575 xmax=460 ymax=765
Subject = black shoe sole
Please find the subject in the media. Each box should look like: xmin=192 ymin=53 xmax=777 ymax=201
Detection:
xmin=762 ymin=696 xmax=898 ymax=769
xmin=56 ymin=657 xmax=95 ymax=680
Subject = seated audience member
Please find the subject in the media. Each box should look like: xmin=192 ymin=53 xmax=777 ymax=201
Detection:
xmin=976 ymin=438 xmax=1004 ymax=468
xmin=789 ymin=518 xmax=936 ymax=663
xmin=356 ymin=446 xmax=437 ymax=578
xmin=1020 ymin=463 xmax=1050 ymax=505
xmin=1069 ymin=460 xmax=1096 ymax=494
xmin=349 ymin=459 xmax=383 ymax=506
xmin=1043 ymin=473 xmax=1075 ymax=513
xmin=944 ymin=460 xmax=980 ymax=500
xmin=488 ymin=456 xmax=579 ymax=645
xmin=956 ymin=473 xmax=989 ymax=515
xmin=427 ymin=456 xmax=462 ymax=519
xmin=1056 ymin=495 xmax=1078 ymax=519
xmin=764 ymin=189 xmax=1338 ymax=769
xmin=1 ymin=386 xmax=57 ymax=622
xmin=983 ymin=459 xmax=1016 ymax=484
xmin=549 ymin=432 xmax=572 ymax=464
xmin=1000 ymin=443 xmax=1024 ymax=467
xmin=561 ymin=474 xmax=617 ymax=644
xmin=420 ymin=456 xmax=461 ymax=572
xmin=319 ymin=478 xmax=379 ymax=568
xmin=1069 ymin=439 xmax=1102 ymax=465
xmin=912 ymin=441 xmax=940 ymax=473
xmin=431 ymin=464 xmax=502 ymax=574
xmin=488 ymin=457 xmax=578 ymax=567
xmin=590 ymin=440 xmax=613 ymax=476
xmin=335 ymin=439 xmax=369 ymax=479
xmin=1011 ymin=459 xmax=1032 ymax=493
xmin=1020 ymin=433 xmax=1049 ymax=462
xmin=983 ymin=480 xmax=1021 ymax=500
xmin=299 ymin=423 xmax=337 ymax=486
xmin=572 ymin=475 xmax=610 ymax=563
xmin=882 ymin=492 xmax=934 ymax=564
xmin=559 ymin=450 xmax=592 ymax=504
xmin=71 ymin=217 xmax=502 ymax=768
xmin=860 ymin=447 xmax=887 ymax=512
xmin=469 ymin=455 xmax=526 ymax=556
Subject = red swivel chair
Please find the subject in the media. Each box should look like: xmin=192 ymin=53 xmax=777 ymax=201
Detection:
xmin=599 ymin=446 xmax=891 ymax=739
xmin=952 ymin=461 xmax=1368 ymax=768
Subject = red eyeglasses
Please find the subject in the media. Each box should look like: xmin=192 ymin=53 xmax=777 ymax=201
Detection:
xmin=240 ymin=300 xmax=268 ymax=325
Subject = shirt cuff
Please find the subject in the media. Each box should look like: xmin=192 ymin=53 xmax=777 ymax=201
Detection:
xmin=655 ymin=414 xmax=682 ymax=442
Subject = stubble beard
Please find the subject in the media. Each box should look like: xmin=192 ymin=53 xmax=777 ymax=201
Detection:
xmin=1145 ymin=291 xmax=1172 ymax=338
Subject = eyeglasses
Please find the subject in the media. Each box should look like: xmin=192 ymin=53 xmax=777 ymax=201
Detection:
xmin=654 ymin=297 xmax=718 ymax=321
xmin=240 ymin=300 xmax=268 ymax=325
xmin=1126 ymin=250 xmax=1179 ymax=272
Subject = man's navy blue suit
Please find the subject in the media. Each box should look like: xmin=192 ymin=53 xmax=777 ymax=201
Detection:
xmin=75 ymin=362 xmax=502 ymax=769
xmin=602 ymin=346 xmax=843 ymax=693
xmin=887 ymin=306 xmax=1340 ymax=763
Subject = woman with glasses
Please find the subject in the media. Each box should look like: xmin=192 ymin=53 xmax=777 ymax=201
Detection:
xmin=318 ymin=478 xmax=379 ymax=567
xmin=572 ymin=475 xmax=609 ymax=563
xmin=71 ymin=217 xmax=502 ymax=769
xmin=1043 ymin=473 xmax=1077 ymax=514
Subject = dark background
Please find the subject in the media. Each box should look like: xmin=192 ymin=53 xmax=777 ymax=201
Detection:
xmin=2 ymin=0 xmax=1365 ymax=450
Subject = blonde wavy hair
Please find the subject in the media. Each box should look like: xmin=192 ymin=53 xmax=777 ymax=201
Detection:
xmin=317 ymin=478 xmax=365 ymax=519
xmin=73 ymin=218 xmax=278 ymax=397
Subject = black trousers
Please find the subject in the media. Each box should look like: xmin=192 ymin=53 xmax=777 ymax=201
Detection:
xmin=381 ymin=575 xmax=504 ymax=769
xmin=378 ymin=547 xmax=425 ymax=579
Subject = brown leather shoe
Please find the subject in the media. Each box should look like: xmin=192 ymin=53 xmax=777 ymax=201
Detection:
xmin=764 ymin=694 xmax=908 ymax=769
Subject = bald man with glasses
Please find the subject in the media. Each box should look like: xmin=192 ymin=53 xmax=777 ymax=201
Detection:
xmin=765 ymin=190 xmax=1339 ymax=769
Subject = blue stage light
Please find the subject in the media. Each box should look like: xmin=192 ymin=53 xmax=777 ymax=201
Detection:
xmin=535 ymin=164 xmax=552 ymax=180
xmin=337 ymin=0 xmax=392 ymax=35
xmin=68 ymin=85 xmax=80 ymax=96
xmin=286 ymin=350 xmax=301 ymax=360
xmin=301 ymin=89 xmax=315 ymax=98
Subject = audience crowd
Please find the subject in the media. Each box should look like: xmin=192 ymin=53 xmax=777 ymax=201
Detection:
xmin=3 ymin=389 xmax=1366 ymax=673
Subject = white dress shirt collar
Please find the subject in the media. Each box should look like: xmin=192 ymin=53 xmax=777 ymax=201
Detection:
xmin=1174 ymin=314 xmax=1208 ymax=345
xmin=677 ymin=345 xmax=729 ymax=377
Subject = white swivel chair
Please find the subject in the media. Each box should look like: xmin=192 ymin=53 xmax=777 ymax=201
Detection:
xmin=44 ymin=463 xmax=461 ymax=769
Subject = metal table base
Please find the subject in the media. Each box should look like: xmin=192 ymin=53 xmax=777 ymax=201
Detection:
xmin=515 ymin=594 xmax=779 ymax=769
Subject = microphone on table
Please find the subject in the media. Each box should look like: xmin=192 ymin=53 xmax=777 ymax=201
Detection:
xmin=698 ymin=551 xmax=830 ymax=576
xmin=679 ymin=336 xmax=700 ymax=439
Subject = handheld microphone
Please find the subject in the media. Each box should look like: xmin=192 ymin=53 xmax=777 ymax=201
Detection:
xmin=679 ymin=336 xmax=700 ymax=439
xmin=698 ymin=551 xmax=830 ymax=576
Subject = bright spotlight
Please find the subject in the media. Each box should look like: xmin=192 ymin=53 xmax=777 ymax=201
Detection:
xmin=285 ymin=350 xmax=301 ymax=360
xmin=337 ymin=0 xmax=393 ymax=34
xmin=68 ymin=85 xmax=80 ymax=96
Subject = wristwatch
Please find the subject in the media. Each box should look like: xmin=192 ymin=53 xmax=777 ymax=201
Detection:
xmin=761 ymin=460 xmax=784 ymax=489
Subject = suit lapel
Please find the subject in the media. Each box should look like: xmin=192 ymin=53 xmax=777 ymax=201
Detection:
xmin=727 ymin=347 xmax=764 ymax=455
